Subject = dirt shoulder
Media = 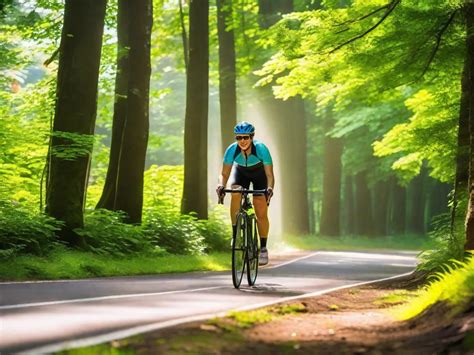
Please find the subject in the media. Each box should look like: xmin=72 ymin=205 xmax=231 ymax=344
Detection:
xmin=69 ymin=272 xmax=474 ymax=354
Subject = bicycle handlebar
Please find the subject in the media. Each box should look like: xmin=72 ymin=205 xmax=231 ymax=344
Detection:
xmin=218 ymin=188 xmax=268 ymax=205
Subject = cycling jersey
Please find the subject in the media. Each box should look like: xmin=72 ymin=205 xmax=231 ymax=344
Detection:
xmin=223 ymin=140 xmax=273 ymax=167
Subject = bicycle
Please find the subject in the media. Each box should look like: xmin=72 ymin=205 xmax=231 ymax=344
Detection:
xmin=218 ymin=188 xmax=266 ymax=289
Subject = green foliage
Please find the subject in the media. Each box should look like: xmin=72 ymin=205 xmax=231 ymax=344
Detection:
xmin=395 ymin=255 xmax=474 ymax=320
xmin=145 ymin=209 xmax=206 ymax=255
xmin=418 ymin=212 xmax=467 ymax=272
xmin=0 ymin=200 xmax=62 ymax=258
xmin=374 ymin=89 xmax=458 ymax=183
xmin=258 ymin=0 xmax=463 ymax=185
xmin=142 ymin=165 xmax=230 ymax=254
xmin=0 ymin=77 xmax=55 ymax=210
xmin=50 ymin=131 xmax=96 ymax=160
xmin=76 ymin=209 xmax=158 ymax=257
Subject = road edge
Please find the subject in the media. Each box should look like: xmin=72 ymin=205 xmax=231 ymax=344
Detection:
xmin=26 ymin=270 xmax=414 ymax=353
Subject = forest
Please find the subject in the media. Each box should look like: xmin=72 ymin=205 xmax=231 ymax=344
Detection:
xmin=0 ymin=0 xmax=473 ymax=343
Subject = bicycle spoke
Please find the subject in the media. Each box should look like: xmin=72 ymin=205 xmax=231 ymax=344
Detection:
xmin=232 ymin=213 xmax=246 ymax=288
xmin=247 ymin=216 xmax=259 ymax=286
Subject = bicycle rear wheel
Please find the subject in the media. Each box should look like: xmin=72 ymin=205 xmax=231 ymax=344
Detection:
xmin=247 ymin=216 xmax=259 ymax=286
xmin=232 ymin=213 xmax=246 ymax=288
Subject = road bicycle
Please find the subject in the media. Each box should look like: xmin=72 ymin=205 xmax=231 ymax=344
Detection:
xmin=218 ymin=188 xmax=266 ymax=288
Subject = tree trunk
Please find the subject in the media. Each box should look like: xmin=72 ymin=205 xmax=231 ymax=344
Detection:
xmin=343 ymin=175 xmax=355 ymax=234
xmin=354 ymin=171 xmax=373 ymax=235
xmin=450 ymin=58 xmax=470 ymax=236
xmin=406 ymin=169 xmax=426 ymax=235
xmin=96 ymin=0 xmax=129 ymax=211
xmin=389 ymin=177 xmax=406 ymax=235
xmin=217 ymin=0 xmax=237 ymax=154
xmin=308 ymin=190 xmax=316 ymax=234
xmin=426 ymin=179 xmax=450 ymax=231
xmin=257 ymin=0 xmax=310 ymax=235
xmin=465 ymin=3 xmax=474 ymax=250
xmin=373 ymin=180 xmax=390 ymax=236
xmin=46 ymin=0 xmax=107 ymax=247
xmin=258 ymin=0 xmax=293 ymax=28
xmin=279 ymin=97 xmax=310 ymax=234
xmin=113 ymin=0 xmax=153 ymax=224
xmin=181 ymin=0 xmax=209 ymax=219
xmin=320 ymin=119 xmax=343 ymax=236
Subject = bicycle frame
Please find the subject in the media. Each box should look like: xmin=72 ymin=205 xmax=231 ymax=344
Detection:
xmin=218 ymin=188 xmax=266 ymax=288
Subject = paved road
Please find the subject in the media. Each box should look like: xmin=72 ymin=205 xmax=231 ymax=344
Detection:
xmin=0 ymin=250 xmax=417 ymax=353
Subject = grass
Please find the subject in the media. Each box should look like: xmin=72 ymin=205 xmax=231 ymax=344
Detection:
xmin=374 ymin=290 xmax=417 ymax=306
xmin=0 ymin=251 xmax=231 ymax=281
xmin=281 ymin=234 xmax=436 ymax=252
xmin=1 ymin=233 xmax=436 ymax=282
xmin=393 ymin=255 xmax=474 ymax=320
xmin=208 ymin=303 xmax=308 ymax=331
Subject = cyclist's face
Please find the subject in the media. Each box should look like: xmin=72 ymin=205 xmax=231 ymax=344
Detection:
xmin=236 ymin=135 xmax=252 ymax=150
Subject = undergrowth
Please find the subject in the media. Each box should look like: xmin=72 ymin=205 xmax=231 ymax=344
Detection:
xmin=0 ymin=250 xmax=231 ymax=280
xmin=394 ymin=255 xmax=474 ymax=320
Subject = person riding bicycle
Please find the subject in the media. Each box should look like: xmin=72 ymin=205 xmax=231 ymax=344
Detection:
xmin=216 ymin=121 xmax=275 ymax=266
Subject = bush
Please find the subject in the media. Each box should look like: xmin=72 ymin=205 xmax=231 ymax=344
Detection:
xmin=144 ymin=209 xmax=206 ymax=255
xmin=0 ymin=200 xmax=62 ymax=258
xmin=198 ymin=209 xmax=231 ymax=252
xmin=418 ymin=213 xmax=468 ymax=272
xmin=75 ymin=209 xmax=160 ymax=257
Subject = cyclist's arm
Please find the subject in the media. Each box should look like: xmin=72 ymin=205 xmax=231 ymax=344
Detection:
xmin=264 ymin=164 xmax=274 ymax=189
xmin=218 ymin=164 xmax=233 ymax=187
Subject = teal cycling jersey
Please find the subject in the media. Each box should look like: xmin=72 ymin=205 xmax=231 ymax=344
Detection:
xmin=223 ymin=140 xmax=273 ymax=167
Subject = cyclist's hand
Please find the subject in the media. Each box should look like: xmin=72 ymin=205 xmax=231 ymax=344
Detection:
xmin=216 ymin=184 xmax=225 ymax=197
xmin=266 ymin=187 xmax=274 ymax=203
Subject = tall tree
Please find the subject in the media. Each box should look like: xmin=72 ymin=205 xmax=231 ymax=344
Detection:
xmin=320 ymin=118 xmax=343 ymax=236
xmin=258 ymin=0 xmax=310 ymax=235
xmin=406 ymin=168 xmax=427 ymax=235
xmin=96 ymin=0 xmax=153 ymax=224
xmin=343 ymin=175 xmax=355 ymax=234
xmin=113 ymin=0 xmax=153 ymax=224
xmin=46 ymin=0 xmax=107 ymax=247
xmin=181 ymin=0 xmax=209 ymax=219
xmin=464 ymin=2 xmax=474 ymax=250
xmin=217 ymin=0 xmax=237 ymax=153
xmin=354 ymin=171 xmax=373 ymax=235
xmin=372 ymin=179 xmax=390 ymax=236
xmin=96 ymin=0 xmax=130 ymax=211
xmin=388 ymin=177 xmax=406 ymax=235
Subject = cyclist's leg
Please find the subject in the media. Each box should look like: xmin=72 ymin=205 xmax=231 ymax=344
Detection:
xmin=250 ymin=164 xmax=269 ymax=265
xmin=230 ymin=186 xmax=241 ymax=225
xmin=251 ymin=164 xmax=269 ymax=240
xmin=253 ymin=196 xmax=269 ymax=238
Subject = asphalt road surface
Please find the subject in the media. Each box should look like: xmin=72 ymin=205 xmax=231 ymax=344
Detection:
xmin=0 ymin=250 xmax=418 ymax=353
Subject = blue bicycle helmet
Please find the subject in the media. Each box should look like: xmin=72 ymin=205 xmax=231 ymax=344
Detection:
xmin=234 ymin=121 xmax=255 ymax=135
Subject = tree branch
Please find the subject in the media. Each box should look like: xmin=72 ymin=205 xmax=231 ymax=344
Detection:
xmin=333 ymin=2 xmax=391 ymax=28
xmin=419 ymin=10 xmax=457 ymax=79
xmin=43 ymin=48 xmax=59 ymax=67
xmin=329 ymin=0 xmax=401 ymax=54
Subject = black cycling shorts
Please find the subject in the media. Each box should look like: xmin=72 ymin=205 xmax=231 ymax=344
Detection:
xmin=228 ymin=162 xmax=267 ymax=193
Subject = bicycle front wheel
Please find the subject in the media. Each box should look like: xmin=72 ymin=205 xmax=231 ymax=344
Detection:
xmin=247 ymin=216 xmax=259 ymax=286
xmin=232 ymin=213 xmax=246 ymax=288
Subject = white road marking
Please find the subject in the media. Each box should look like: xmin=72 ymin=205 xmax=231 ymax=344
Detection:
xmin=26 ymin=270 xmax=415 ymax=354
xmin=0 ymin=286 xmax=228 ymax=310
xmin=266 ymin=252 xmax=320 ymax=269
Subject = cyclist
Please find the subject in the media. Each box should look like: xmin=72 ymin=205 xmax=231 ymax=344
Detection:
xmin=216 ymin=121 xmax=274 ymax=265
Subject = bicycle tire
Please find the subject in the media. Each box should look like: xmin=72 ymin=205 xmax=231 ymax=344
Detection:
xmin=247 ymin=215 xmax=259 ymax=286
xmin=232 ymin=213 xmax=246 ymax=288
